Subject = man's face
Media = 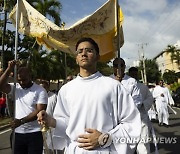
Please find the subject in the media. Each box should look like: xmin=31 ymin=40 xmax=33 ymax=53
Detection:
xmin=159 ymin=81 xmax=164 ymax=87
xmin=76 ymin=41 xmax=99 ymax=69
xmin=113 ymin=59 xmax=125 ymax=77
xmin=66 ymin=76 xmax=73 ymax=82
xmin=17 ymin=73 xmax=31 ymax=89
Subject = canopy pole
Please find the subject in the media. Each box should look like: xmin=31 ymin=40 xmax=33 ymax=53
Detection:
xmin=116 ymin=0 xmax=120 ymax=58
xmin=12 ymin=0 xmax=19 ymax=154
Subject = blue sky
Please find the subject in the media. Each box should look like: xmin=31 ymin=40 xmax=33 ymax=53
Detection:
xmin=59 ymin=0 xmax=180 ymax=67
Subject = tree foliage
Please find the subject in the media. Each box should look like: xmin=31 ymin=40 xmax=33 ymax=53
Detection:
xmin=163 ymin=70 xmax=178 ymax=84
xmin=165 ymin=45 xmax=180 ymax=69
xmin=139 ymin=59 xmax=161 ymax=84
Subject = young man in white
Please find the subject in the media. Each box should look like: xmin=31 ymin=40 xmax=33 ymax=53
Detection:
xmin=37 ymin=37 xmax=141 ymax=154
xmin=0 ymin=63 xmax=48 ymax=154
xmin=153 ymin=80 xmax=174 ymax=126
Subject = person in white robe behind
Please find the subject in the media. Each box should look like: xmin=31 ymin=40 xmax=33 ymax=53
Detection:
xmin=37 ymin=37 xmax=141 ymax=154
xmin=110 ymin=58 xmax=142 ymax=109
xmin=40 ymin=80 xmax=64 ymax=154
xmin=129 ymin=67 xmax=154 ymax=154
xmin=153 ymin=80 xmax=174 ymax=126
xmin=148 ymin=85 xmax=157 ymax=121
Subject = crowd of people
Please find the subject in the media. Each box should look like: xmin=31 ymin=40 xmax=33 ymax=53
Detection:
xmin=0 ymin=37 xmax=177 ymax=154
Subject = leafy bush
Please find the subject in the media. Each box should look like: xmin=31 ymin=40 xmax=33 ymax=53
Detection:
xmin=170 ymin=82 xmax=180 ymax=92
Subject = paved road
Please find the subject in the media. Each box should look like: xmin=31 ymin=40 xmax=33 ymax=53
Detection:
xmin=150 ymin=107 xmax=180 ymax=154
xmin=0 ymin=107 xmax=180 ymax=154
xmin=0 ymin=129 xmax=11 ymax=154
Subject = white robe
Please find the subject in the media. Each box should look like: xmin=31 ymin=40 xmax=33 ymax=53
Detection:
xmin=53 ymin=72 xmax=141 ymax=154
xmin=110 ymin=74 xmax=142 ymax=109
xmin=148 ymin=88 xmax=156 ymax=120
xmin=153 ymin=85 xmax=174 ymax=125
xmin=136 ymin=82 xmax=154 ymax=154
xmin=45 ymin=92 xmax=64 ymax=152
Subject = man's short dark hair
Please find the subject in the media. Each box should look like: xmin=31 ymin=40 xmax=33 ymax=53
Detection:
xmin=129 ymin=67 xmax=138 ymax=73
xmin=75 ymin=37 xmax=99 ymax=55
xmin=18 ymin=67 xmax=31 ymax=75
xmin=113 ymin=57 xmax=125 ymax=66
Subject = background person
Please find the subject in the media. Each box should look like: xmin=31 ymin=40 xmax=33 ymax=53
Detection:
xmin=129 ymin=67 xmax=154 ymax=154
xmin=40 ymin=80 xmax=64 ymax=154
xmin=110 ymin=58 xmax=142 ymax=109
xmin=153 ymin=80 xmax=174 ymax=127
xmin=0 ymin=92 xmax=6 ymax=118
xmin=0 ymin=61 xmax=48 ymax=154
xmin=66 ymin=75 xmax=74 ymax=83
xmin=37 ymin=37 xmax=141 ymax=154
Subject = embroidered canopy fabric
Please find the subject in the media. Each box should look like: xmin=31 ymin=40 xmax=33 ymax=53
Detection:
xmin=9 ymin=0 xmax=124 ymax=62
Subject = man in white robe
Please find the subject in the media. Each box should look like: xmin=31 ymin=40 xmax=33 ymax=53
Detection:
xmin=148 ymin=85 xmax=157 ymax=121
xmin=110 ymin=58 xmax=142 ymax=109
xmin=153 ymin=80 xmax=174 ymax=126
xmin=37 ymin=37 xmax=141 ymax=154
xmin=40 ymin=80 xmax=64 ymax=154
xmin=129 ymin=67 xmax=154 ymax=154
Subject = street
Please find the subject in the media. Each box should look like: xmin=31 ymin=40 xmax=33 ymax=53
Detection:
xmin=150 ymin=107 xmax=180 ymax=154
xmin=0 ymin=129 xmax=11 ymax=154
xmin=0 ymin=107 xmax=180 ymax=154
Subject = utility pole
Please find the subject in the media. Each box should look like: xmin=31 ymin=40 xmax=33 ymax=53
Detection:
xmin=137 ymin=43 xmax=148 ymax=85
xmin=138 ymin=50 xmax=144 ymax=83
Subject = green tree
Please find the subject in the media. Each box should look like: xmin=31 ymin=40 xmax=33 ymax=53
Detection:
xmin=163 ymin=70 xmax=178 ymax=84
xmin=166 ymin=45 xmax=180 ymax=69
xmin=0 ymin=0 xmax=15 ymax=69
xmin=97 ymin=61 xmax=113 ymax=76
xmin=31 ymin=0 xmax=62 ymax=26
xmin=139 ymin=59 xmax=161 ymax=84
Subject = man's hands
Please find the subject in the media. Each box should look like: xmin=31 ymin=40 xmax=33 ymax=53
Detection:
xmin=77 ymin=128 xmax=102 ymax=150
xmin=7 ymin=60 xmax=19 ymax=72
xmin=11 ymin=119 xmax=21 ymax=130
xmin=37 ymin=110 xmax=56 ymax=128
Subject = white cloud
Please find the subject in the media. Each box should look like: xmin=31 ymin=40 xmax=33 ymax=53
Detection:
xmin=119 ymin=0 xmax=180 ymax=67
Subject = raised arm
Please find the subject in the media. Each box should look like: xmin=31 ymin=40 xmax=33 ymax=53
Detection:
xmin=0 ymin=60 xmax=17 ymax=94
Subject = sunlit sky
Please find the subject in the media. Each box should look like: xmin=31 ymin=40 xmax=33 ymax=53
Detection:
xmin=59 ymin=0 xmax=180 ymax=67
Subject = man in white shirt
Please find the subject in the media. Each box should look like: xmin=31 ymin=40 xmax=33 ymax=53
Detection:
xmin=129 ymin=67 xmax=154 ymax=154
xmin=153 ymin=80 xmax=174 ymax=126
xmin=0 ymin=63 xmax=48 ymax=154
xmin=37 ymin=37 xmax=141 ymax=154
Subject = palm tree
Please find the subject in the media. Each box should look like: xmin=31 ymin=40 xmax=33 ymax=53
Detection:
xmin=25 ymin=0 xmax=63 ymax=79
xmin=30 ymin=0 xmax=62 ymax=26
xmin=166 ymin=45 xmax=180 ymax=69
xmin=0 ymin=0 xmax=16 ymax=70
xmin=139 ymin=59 xmax=161 ymax=83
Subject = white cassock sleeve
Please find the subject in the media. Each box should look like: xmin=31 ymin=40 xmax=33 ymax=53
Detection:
xmin=108 ymin=85 xmax=141 ymax=154
xmin=166 ymin=88 xmax=175 ymax=106
xmin=131 ymin=83 xmax=142 ymax=109
xmin=153 ymin=86 xmax=162 ymax=99
xmin=140 ymin=84 xmax=153 ymax=111
xmin=52 ymin=90 xmax=69 ymax=150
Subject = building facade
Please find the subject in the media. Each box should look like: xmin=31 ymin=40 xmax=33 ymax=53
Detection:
xmin=154 ymin=41 xmax=180 ymax=75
